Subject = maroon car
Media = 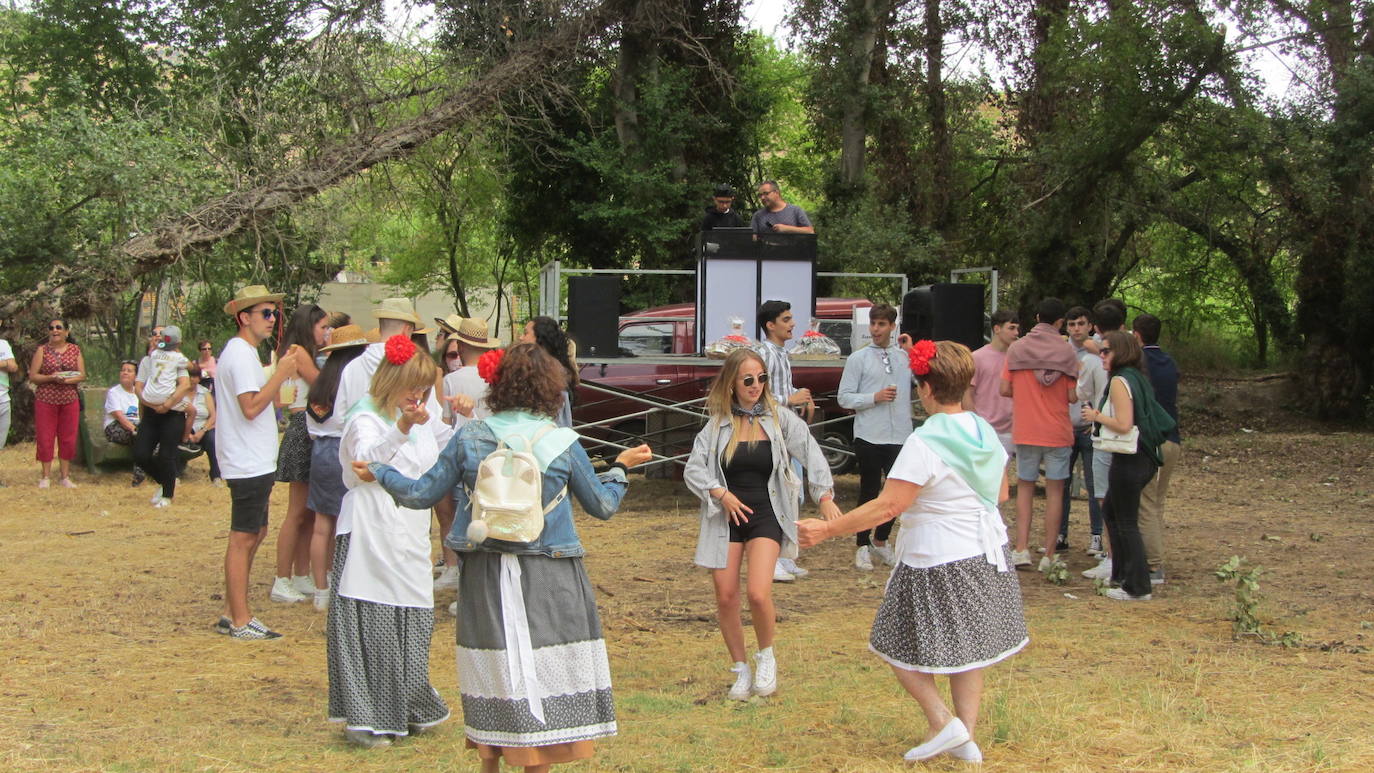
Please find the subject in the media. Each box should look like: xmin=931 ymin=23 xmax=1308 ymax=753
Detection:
xmin=572 ymin=299 xmax=872 ymax=474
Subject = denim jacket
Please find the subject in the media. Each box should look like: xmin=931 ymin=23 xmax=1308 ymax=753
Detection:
xmin=369 ymin=418 xmax=629 ymax=558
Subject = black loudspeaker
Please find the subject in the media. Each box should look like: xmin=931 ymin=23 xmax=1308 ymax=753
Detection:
xmin=567 ymin=276 xmax=620 ymax=358
xmin=901 ymin=283 xmax=985 ymax=351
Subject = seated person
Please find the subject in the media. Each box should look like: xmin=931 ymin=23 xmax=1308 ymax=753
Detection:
xmin=103 ymin=360 xmax=145 ymax=486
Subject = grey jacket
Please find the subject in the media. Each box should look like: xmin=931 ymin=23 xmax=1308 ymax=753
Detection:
xmin=684 ymin=408 xmax=834 ymax=569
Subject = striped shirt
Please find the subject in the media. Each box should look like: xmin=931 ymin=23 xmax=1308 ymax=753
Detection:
xmin=753 ymin=339 xmax=796 ymax=404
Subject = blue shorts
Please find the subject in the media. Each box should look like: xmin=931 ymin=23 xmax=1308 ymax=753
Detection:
xmin=1016 ymin=444 xmax=1072 ymax=482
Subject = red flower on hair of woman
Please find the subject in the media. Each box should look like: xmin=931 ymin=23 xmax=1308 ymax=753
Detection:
xmin=477 ymin=347 xmax=505 ymax=384
xmin=908 ymin=339 xmax=938 ymax=376
xmin=384 ymin=334 xmax=417 ymax=365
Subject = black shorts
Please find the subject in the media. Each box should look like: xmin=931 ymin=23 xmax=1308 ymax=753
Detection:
xmin=227 ymin=473 xmax=274 ymax=533
xmin=728 ymin=508 xmax=784 ymax=545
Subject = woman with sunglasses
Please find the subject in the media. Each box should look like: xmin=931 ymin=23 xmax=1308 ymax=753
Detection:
xmin=195 ymin=339 xmax=217 ymax=393
xmin=1081 ymin=330 xmax=1174 ymax=601
xmin=685 ymin=347 xmax=839 ymax=701
xmin=30 ymin=318 xmax=86 ymax=488
xmin=327 ymin=335 xmax=449 ymax=748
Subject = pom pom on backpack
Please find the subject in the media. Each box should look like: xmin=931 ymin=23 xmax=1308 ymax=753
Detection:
xmin=466 ymin=519 xmax=490 ymax=543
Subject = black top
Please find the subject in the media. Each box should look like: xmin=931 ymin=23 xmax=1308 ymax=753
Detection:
xmin=701 ymin=205 xmax=744 ymax=231
xmin=723 ymin=439 xmax=775 ymax=516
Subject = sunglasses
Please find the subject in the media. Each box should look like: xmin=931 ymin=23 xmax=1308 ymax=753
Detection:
xmin=879 ymin=349 xmax=892 ymax=374
xmin=200 ymin=346 xmax=213 ymax=351
xmin=740 ymin=373 xmax=770 ymax=387
xmin=49 ymin=325 xmax=65 ymax=331
xmin=258 ymin=308 xmax=278 ymax=320
xmin=444 ymin=351 xmax=461 ymax=360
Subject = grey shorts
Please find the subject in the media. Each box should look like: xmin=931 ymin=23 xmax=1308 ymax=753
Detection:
xmin=227 ymin=473 xmax=274 ymax=533
xmin=1016 ymin=444 xmax=1072 ymax=481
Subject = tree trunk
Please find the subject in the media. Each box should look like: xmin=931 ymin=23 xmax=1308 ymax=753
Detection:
xmin=837 ymin=0 xmax=885 ymax=195
xmin=923 ymin=0 xmax=952 ymax=233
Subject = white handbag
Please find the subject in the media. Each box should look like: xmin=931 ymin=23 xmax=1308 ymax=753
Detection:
xmin=1091 ymin=378 xmax=1138 ymax=454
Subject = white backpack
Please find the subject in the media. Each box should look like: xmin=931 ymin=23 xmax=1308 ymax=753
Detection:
xmin=466 ymin=425 xmax=568 ymax=545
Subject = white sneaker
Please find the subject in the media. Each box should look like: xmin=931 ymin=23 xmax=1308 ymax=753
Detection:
xmin=904 ymin=718 xmax=970 ymax=762
xmin=1087 ymin=534 xmax=1104 ymax=556
xmin=772 ymin=563 xmax=795 ymax=583
xmin=313 ymin=588 xmax=330 ymax=612
xmin=727 ymin=662 xmax=752 ymax=701
xmin=871 ymin=544 xmax=896 ymax=566
xmin=292 ymin=575 xmax=315 ymax=596
xmin=854 ymin=546 xmax=874 ymax=571
xmin=752 ymin=647 xmax=777 ymax=696
xmin=1105 ymin=587 xmax=1151 ymax=601
xmin=447 ymin=601 xmax=458 ymax=617
xmin=150 ymin=491 xmax=164 ymax=505
xmin=1082 ymin=557 xmax=1113 ymax=580
xmin=1010 ymin=549 xmax=1032 ymax=568
xmin=270 ymin=576 xmax=308 ymax=603
xmin=433 ymin=565 xmax=460 ymax=590
xmin=947 ymin=740 xmax=983 ymax=762
xmin=1038 ymin=555 xmax=1059 ymax=572
xmin=152 ymin=497 xmax=172 ymax=508
xmin=778 ymin=557 xmax=808 ymax=578
xmin=344 ymin=729 xmax=392 ymax=748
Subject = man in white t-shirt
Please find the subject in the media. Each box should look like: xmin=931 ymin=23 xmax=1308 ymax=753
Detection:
xmin=216 ymin=285 xmax=298 ymax=641
xmin=0 ymin=334 xmax=16 ymax=486
xmin=432 ymin=316 xmax=498 ymax=589
xmin=134 ymin=325 xmax=193 ymax=507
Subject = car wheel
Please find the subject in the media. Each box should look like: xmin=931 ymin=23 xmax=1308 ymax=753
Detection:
xmin=819 ymin=430 xmax=854 ymax=476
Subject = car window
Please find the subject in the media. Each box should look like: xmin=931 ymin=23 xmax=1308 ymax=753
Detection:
xmin=619 ymin=322 xmax=675 ymax=355
xmin=817 ymin=320 xmax=853 ymax=355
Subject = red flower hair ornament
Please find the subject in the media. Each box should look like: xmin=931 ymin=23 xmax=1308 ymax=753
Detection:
xmin=477 ymin=347 xmax=506 ymax=384
xmin=908 ymin=339 xmax=938 ymax=376
xmin=384 ymin=334 xmax=417 ymax=365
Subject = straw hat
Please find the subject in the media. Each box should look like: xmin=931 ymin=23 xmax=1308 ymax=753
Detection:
xmin=224 ymin=285 xmax=285 ymax=315
xmin=435 ymin=314 xmax=465 ymax=335
xmin=372 ymin=297 xmax=433 ymax=334
xmin=319 ymin=324 xmax=370 ymax=352
xmin=453 ymin=317 xmax=502 ymax=349
xmin=365 ymin=327 xmax=381 ymax=343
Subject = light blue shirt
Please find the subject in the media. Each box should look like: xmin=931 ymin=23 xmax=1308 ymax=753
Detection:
xmin=837 ymin=343 xmax=913 ymax=445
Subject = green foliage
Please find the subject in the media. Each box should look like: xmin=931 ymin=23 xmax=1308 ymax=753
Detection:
xmin=1214 ymin=555 xmax=1300 ymax=647
xmin=1042 ymin=556 xmax=1068 ymax=586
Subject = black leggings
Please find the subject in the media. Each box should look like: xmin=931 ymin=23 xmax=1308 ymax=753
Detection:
xmin=133 ymin=408 xmax=186 ymax=499
xmin=854 ymin=438 xmax=903 ymax=547
xmin=1103 ymin=449 xmax=1158 ymax=597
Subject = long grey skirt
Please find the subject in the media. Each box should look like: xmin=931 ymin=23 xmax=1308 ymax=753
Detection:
xmin=456 ymin=551 xmax=616 ymax=748
xmin=869 ymin=548 xmax=1029 ymax=674
xmin=326 ymin=534 xmax=450 ymax=736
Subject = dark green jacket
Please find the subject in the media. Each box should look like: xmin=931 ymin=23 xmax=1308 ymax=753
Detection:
xmin=1097 ymin=366 xmax=1177 ymax=466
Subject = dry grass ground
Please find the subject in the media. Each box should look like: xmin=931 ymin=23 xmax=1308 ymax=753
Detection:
xmin=1 ymin=428 xmax=1371 ymax=772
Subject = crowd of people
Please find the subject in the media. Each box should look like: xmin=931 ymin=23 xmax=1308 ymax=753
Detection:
xmin=1 ymin=265 xmax=1183 ymax=767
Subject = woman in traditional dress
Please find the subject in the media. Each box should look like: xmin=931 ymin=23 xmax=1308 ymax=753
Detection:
xmin=684 ymin=347 xmax=839 ymax=701
xmin=326 ymin=334 xmax=449 ymax=748
xmin=798 ymin=340 xmax=1028 ymax=764
xmin=358 ymin=343 xmax=651 ymax=771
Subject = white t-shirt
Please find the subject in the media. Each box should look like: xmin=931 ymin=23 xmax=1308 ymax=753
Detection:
xmin=0 ymin=338 xmax=13 ymax=403
xmin=887 ymin=413 xmax=1010 ymax=569
xmin=190 ymin=384 xmax=212 ymax=433
xmin=215 ymin=336 xmax=278 ymax=479
xmin=103 ymin=385 xmax=140 ymax=430
xmin=442 ymin=365 xmax=491 ymax=424
xmin=137 ymin=349 xmax=190 ymax=405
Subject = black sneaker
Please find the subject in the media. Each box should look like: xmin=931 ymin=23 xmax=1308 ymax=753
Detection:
xmin=1055 ymin=536 xmax=1070 ymax=552
xmin=230 ymin=617 xmax=283 ymax=640
xmin=177 ymin=442 xmax=202 ymax=454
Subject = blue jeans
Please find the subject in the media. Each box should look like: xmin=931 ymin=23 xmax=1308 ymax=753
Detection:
xmin=1060 ymin=426 xmax=1102 ymax=539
